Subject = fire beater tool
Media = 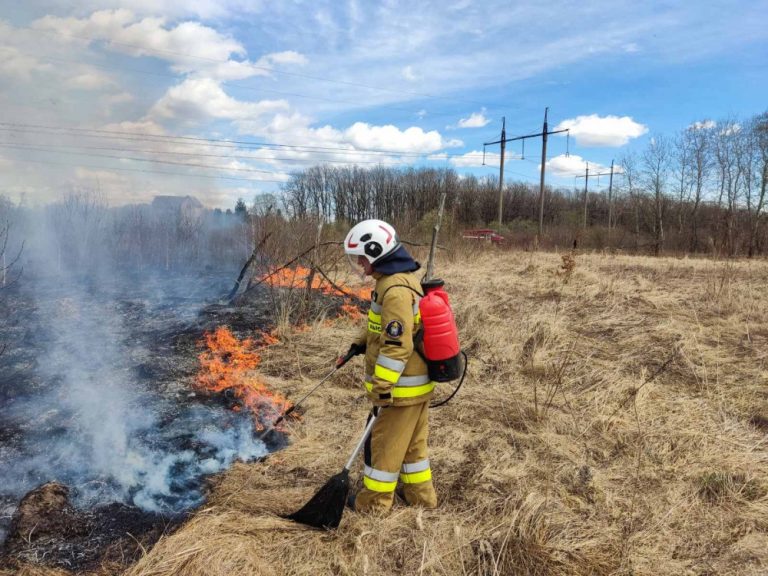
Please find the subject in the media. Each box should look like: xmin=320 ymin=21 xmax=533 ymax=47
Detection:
xmin=258 ymin=346 xmax=360 ymax=441
xmin=286 ymin=409 xmax=379 ymax=530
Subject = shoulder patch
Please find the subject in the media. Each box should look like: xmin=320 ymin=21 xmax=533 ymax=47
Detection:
xmin=385 ymin=320 xmax=404 ymax=338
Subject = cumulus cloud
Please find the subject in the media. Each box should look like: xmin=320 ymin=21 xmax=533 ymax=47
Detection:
xmin=0 ymin=46 xmax=52 ymax=81
xmin=32 ymin=10 xmax=308 ymax=82
xmin=456 ymin=109 xmax=490 ymax=129
xmin=545 ymin=154 xmax=612 ymax=178
xmin=554 ymin=114 xmax=648 ymax=147
xmin=344 ymin=122 xmax=444 ymax=153
xmin=67 ymin=71 xmax=116 ymax=90
xmin=689 ymin=119 xmax=716 ymax=130
xmin=150 ymin=78 xmax=289 ymax=121
xmin=446 ymin=149 xmax=519 ymax=168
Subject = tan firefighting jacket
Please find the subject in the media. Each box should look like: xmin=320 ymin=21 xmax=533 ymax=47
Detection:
xmin=354 ymin=270 xmax=434 ymax=406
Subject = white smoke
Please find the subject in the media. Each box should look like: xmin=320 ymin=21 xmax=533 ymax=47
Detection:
xmin=0 ymin=198 xmax=270 ymax=536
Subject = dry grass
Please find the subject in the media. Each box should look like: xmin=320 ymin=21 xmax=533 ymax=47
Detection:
xmin=12 ymin=249 xmax=768 ymax=575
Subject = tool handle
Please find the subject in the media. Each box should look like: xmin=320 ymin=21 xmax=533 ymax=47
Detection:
xmin=337 ymin=344 xmax=362 ymax=367
xmin=344 ymin=412 xmax=378 ymax=471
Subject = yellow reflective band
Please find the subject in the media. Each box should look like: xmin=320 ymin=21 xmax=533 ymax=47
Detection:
xmin=400 ymin=468 xmax=432 ymax=484
xmin=368 ymin=309 xmax=382 ymax=333
xmin=363 ymin=475 xmax=397 ymax=492
xmin=365 ymin=381 xmax=435 ymax=398
xmin=374 ymin=363 xmax=401 ymax=383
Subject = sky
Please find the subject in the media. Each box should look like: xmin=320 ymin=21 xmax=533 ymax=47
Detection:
xmin=0 ymin=0 xmax=766 ymax=209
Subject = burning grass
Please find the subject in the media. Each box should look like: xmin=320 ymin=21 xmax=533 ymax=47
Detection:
xmin=196 ymin=327 xmax=290 ymax=431
xmin=6 ymin=250 xmax=768 ymax=575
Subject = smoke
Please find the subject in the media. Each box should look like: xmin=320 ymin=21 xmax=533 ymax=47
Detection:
xmin=0 ymin=193 xmax=270 ymax=542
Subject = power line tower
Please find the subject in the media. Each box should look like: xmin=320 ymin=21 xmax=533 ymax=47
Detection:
xmin=483 ymin=108 xmax=569 ymax=239
xmin=575 ymin=160 xmax=615 ymax=229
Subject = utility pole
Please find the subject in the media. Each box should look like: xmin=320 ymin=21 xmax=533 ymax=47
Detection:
xmin=484 ymin=109 xmax=569 ymax=241
xmin=582 ymin=163 xmax=589 ymax=229
xmin=482 ymin=118 xmax=506 ymax=232
xmin=607 ymin=160 xmax=615 ymax=239
xmin=576 ymin=162 xmax=614 ymax=230
xmin=538 ymin=108 xmax=549 ymax=241
xmin=499 ymin=117 xmax=506 ymax=232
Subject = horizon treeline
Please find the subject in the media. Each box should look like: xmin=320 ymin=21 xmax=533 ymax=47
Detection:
xmin=280 ymin=111 xmax=767 ymax=256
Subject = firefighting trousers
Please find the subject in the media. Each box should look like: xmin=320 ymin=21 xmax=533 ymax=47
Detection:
xmin=355 ymin=400 xmax=438 ymax=512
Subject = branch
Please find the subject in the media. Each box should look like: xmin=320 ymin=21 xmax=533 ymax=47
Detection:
xmin=315 ymin=264 xmax=366 ymax=302
xmin=577 ymin=345 xmax=680 ymax=441
xmin=227 ymin=232 xmax=273 ymax=302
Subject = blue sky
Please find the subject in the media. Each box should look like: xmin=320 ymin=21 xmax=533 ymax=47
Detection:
xmin=0 ymin=1 xmax=766 ymax=208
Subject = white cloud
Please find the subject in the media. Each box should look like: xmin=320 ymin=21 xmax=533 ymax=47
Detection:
xmin=258 ymin=51 xmax=308 ymax=67
xmin=449 ymin=150 xmax=489 ymax=168
xmin=67 ymin=71 xmax=116 ymax=90
xmin=31 ymin=10 xmax=308 ymax=82
xmin=545 ymin=154 xmax=611 ymax=178
xmin=150 ymin=78 xmax=289 ymax=121
xmin=402 ymin=65 xmax=419 ymax=82
xmin=554 ymin=114 xmax=648 ymax=147
xmin=0 ymin=46 xmax=52 ymax=80
xmin=689 ymin=119 xmax=716 ymax=131
xmin=447 ymin=149 xmax=519 ymax=168
xmin=456 ymin=109 xmax=490 ymax=129
xmin=33 ymin=10 xmax=243 ymax=62
xmin=344 ymin=122 xmax=449 ymax=153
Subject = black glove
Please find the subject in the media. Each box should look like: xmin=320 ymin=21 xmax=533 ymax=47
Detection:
xmin=337 ymin=342 xmax=366 ymax=366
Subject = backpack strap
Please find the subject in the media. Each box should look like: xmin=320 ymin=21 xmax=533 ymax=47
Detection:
xmin=380 ymin=283 xmax=427 ymax=361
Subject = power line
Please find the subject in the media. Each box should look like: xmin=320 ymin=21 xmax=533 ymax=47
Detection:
xmin=0 ymin=122 xmax=490 ymax=160
xmin=5 ymin=155 xmax=287 ymax=183
xmin=0 ymin=139 xmax=419 ymax=166
xmin=0 ymin=143 xmax=283 ymax=176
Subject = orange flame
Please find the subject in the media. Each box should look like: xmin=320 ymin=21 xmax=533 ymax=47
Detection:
xmin=196 ymin=327 xmax=291 ymax=431
xmin=260 ymin=265 xmax=367 ymax=319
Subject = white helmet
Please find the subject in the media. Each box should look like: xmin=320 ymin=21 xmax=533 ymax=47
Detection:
xmin=344 ymin=219 xmax=400 ymax=265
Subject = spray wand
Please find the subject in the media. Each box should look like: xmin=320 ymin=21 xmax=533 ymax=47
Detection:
xmin=258 ymin=345 xmax=360 ymax=441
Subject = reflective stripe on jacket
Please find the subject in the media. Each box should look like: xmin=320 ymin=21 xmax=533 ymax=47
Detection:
xmin=354 ymin=271 xmax=433 ymax=406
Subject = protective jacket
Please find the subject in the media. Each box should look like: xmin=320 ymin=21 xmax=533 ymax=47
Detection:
xmin=351 ymin=244 xmax=437 ymax=512
xmin=353 ymin=266 xmax=433 ymax=407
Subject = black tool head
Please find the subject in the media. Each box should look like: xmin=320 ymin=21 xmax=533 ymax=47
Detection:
xmin=285 ymin=469 xmax=350 ymax=530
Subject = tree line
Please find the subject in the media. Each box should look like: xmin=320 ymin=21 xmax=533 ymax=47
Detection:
xmin=280 ymin=112 xmax=768 ymax=256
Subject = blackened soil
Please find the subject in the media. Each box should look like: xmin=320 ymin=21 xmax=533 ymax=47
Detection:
xmin=1 ymin=483 xmax=183 ymax=573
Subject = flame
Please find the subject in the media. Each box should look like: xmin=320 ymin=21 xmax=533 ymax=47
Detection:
xmin=196 ymin=327 xmax=291 ymax=431
xmin=259 ymin=265 xmax=368 ymax=322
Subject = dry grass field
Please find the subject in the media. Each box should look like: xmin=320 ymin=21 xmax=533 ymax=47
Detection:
xmin=7 ymin=249 xmax=768 ymax=576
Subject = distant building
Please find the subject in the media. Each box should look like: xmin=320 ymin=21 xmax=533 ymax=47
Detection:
xmin=151 ymin=195 xmax=205 ymax=221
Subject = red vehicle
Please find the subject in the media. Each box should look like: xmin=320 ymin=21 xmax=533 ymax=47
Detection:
xmin=462 ymin=228 xmax=505 ymax=244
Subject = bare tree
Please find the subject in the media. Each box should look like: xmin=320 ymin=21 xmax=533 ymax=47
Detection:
xmin=0 ymin=196 xmax=23 ymax=361
xmin=713 ymin=119 xmax=745 ymax=255
xmin=619 ymin=152 xmax=642 ymax=252
xmin=746 ymin=112 xmax=768 ymax=257
xmin=685 ymin=122 xmax=714 ymax=252
xmin=641 ymin=135 xmax=671 ymax=255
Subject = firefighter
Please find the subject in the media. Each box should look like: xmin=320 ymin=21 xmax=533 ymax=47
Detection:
xmin=342 ymin=219 xmax=438 ymax=513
